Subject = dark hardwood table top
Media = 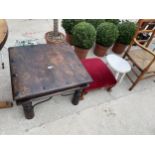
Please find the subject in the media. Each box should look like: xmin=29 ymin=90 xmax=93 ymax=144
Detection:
xmin=9 ymin=43 xmax=92 ymax=101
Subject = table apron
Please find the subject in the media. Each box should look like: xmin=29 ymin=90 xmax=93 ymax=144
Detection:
xmin=16 ymin=84 xmax=89 ymax=104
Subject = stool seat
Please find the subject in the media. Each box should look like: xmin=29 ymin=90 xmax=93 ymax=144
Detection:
xmin=81 ymin=58 xmax=117 ymax=93
xmin=106 ymin=54 xmax=131 ymax=73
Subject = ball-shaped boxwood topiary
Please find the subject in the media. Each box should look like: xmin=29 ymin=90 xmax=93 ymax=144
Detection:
xmin=72 ymin=22 xmax=96 ymax=49
xmin=116 ymin=21 xmax=136 ymax=45
xmin=96 ymin=22 xmax=119 ymax=47
xmin=62 ymin=19 xmax=84 ymax=35
xmin=105 ymin=19 xmax=120 ymax=25
xmin=85 ymin=19 xmax=105 ymax=29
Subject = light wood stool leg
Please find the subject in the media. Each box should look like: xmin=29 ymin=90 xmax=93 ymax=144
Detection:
xmin=115 ymin=72 xmax=120 ymax=80
xmin=119 ymin=73 xmax=126 ymax=83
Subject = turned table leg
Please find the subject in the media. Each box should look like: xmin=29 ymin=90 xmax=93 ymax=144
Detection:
xmin=22 ymin=101 xmax=34 ymax=119
xmin=72 ymin=89 xmax=83 ymax=105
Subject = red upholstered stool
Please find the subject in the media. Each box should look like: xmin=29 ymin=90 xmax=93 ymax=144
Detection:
xmin=81 ymin=58 xmax=117 ymax=93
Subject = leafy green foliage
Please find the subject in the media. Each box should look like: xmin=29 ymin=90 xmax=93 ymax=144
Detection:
xmin=62 ymin=19 xmax=84 ymax=35
xmin=105 ymin=19 xmax=120 ymax=25
xmin=96 ymin=22 xmax=119 ymax=47
xmin=116 ymin=21 xmax=136 ymax=45
xmin=85 ymin=19 xmax=105 ymax=29
xmin=72 ymin=22 xmax=96 ymax=49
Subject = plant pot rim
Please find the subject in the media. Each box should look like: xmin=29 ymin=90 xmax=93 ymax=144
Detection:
xmin=115 ymin=42 xmax=128 ymax=46
xmin=75 ymin=46 xmax=90 ymax=50
xmin=96 ymin=43 xmax=110 ymax=48
xmin=65 ymin=32 xmax=72 ymax=36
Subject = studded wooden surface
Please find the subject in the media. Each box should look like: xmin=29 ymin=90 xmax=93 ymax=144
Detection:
xmin=9 ymin=43 xmax=92 ymax=101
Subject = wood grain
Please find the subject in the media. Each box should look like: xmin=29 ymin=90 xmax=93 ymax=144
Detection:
xmin=9 ymin=43 xmax=92 ymax=101
xmin=0 ymin=19 xmax=8 ymax=49
xmin=124 ymin=19 xmax=155 ymax=91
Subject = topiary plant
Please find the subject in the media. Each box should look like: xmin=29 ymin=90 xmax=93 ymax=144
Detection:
xmin=62 ymin=19 xmax=85 ymax=35
xmin=96 ymin=22 xmax=119 ymax=47
xmin=116 ymin=21 xmax=136 ymax=45
xmin=105 ymin=19 xmax=120 ymax=25
xmin=85 ymin=19 xmax=105 ymax=29
xmin=72 ymin=22 xmax=96 ymax=49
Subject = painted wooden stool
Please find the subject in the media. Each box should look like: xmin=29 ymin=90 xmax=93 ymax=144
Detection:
xmin=106 ymin=54 xmax=131 ymax=83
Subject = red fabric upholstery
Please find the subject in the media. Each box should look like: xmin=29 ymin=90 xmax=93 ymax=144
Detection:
xmin=81 ymin=58 xmax=117 ymax=93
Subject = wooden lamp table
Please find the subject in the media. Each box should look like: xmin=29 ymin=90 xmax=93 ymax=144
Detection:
xmin=0 ymin=19 xmax=8 ymax=69
xmin=0 ymin=19 xmax=12 ymax=109
xmin=9 ymin=43 xmax=92 ymax=119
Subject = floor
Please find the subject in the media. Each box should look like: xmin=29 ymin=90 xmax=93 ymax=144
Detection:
xmin=0 ymin=19 xmax=155 ymax=135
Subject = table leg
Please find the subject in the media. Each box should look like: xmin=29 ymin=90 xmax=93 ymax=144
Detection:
xmin=22 ymin=101 xmax=34 ymax=119
xmin=72 ymin=89 xmax=83 ymax=105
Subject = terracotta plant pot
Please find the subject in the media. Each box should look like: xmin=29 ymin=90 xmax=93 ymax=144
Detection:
xmin=74 ymin=47 xmax=89 ymax=60
xmin=94 ymin=44 xmax=109 ymax=57
xmin=112 ymin=43 xmax=127 ymax=54
xmin=66 ymin=33 xmax=73 ymax=45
